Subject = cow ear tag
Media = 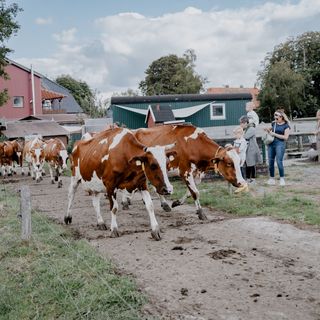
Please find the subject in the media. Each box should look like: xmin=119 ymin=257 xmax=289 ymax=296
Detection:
xmin=136 ymin=160 xmax=142 ymax=166
xmin=169 ymin=155 xmax=175 ymax=162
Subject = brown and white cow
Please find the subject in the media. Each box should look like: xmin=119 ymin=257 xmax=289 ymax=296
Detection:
xmin=0 ymin=141 xmax=14 ymax=176
xmin=23 ymin=137 xmax=47 ymax=182
xmin=44 ymin=138 xmax=69 ymax=188
xmin=132 ymin=124 xmax=246 ymax=220
xmin=65 ymin=127 xmax=175 ymax=240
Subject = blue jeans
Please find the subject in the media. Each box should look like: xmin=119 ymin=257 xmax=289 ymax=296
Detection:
xmin=268 ymin=139 xmax=286 ymax=178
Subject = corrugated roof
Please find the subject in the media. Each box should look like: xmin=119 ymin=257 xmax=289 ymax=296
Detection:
xmin=111 ymin=93 xmax=251 ymax=104
xmin=2 ymin=120 xmax=69 ymax=139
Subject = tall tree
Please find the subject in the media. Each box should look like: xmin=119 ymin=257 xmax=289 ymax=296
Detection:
xmin=258 ymin=32 xmax=320 ymax=121
xmin=56 ymin=75 xmax=106 ymax=118
xmin=139 ymin=49 xmax=206 ymax=95
xmin=0 ymin=0 xmax=21 ymax=106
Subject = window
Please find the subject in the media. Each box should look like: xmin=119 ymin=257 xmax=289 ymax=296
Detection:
xmin=210 ymin=103 xmax=226 ymax=120
xmin=13 ymin=96 xmax=24 ymax=108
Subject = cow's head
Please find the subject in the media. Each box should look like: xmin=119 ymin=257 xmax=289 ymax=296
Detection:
xmin=31 ymin=146 xmax=46 ymax=182
xmin=211 ymin=146 xmax=245 ymax=187
xmin=131 ymin=144 xmax=176 ymax=195
xmin=58 ymin=149 xmax=69 ymax=170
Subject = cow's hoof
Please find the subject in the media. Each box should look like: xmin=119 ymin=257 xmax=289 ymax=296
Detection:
xmin=151 ymin=227 xmax=161 ymax=241
xmin=36 ymin=178 xmax=40 ymax=183
xmin=111 ymin=228 xmax=120 ymax=237
xmin=28 ymin=172 xmax=31 ymax=176
xmin=122 ymin=202 xmax=129 ymax=210
xmin=64 ymin=216 xmax=72 ymax=224
xmin=21 ymin=172 xmax=25 ymax=176
xmin=161 ymin=202 xmax=172 ymax=212
xmin=55 ymin=176 xmax=58 ymax=182
xmin=40 ymin=176 xmax=43 ymax=181
xmin=42 ymin=172 xmax=46 ymax=176
xmin=51 ymin=180 xmax=55 ymax=184
xmin=171 ymin=200 xmax=181 ymax=208
xmin=196 ymin=209 xmax=208 ymax=221
xmin=58 ymin=181 xmax=62 ymax=188
xmin=97 ymin=223 xmax=107 ymax=230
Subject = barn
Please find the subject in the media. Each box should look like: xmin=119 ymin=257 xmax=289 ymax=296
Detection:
xmin=111 ymin=93 xmax=252 ymax=134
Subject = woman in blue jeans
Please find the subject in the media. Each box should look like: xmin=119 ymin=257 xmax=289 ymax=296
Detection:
xmin=264 ymin=109 xmax=291 ymax=186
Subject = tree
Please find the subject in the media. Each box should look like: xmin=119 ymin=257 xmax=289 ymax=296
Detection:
xmin=0 ymin=0 xmax=22 ymax=106
xmin=139 ymin=49 xmax=207 ymax=95
xmin=258 ymin=60 xmax=306 ymax=121
xmin=55 ymin=75 xmax=106 ymax=118
xmin=257 ymin=32 xmax=320 ymax=121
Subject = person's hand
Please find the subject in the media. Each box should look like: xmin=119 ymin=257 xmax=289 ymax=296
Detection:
xmin=264 ymin=127 xmax=271 ymax=132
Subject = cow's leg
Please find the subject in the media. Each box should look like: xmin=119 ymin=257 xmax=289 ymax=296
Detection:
xmin=65 ymin=177 xmax=81 ymax=224
xmin=35 ymin=166 xmax=42 ymax=183
xmin=121 ymin=190 xmax=131 ymax=210
xmin=171 ymin=189 xmax=191 ymax=207
xmin=92 ymin=193 xmax=107 ymax=230
xmin=57 ymin=167 xmax=63 ymax=188
xmin=141 ymin=190 xmax=161 ymax=240
xmin=108 ymin=191 xmax=119 ymax=237
xmin=158 ymin=194 xmax=171 ymax=212
xmin=176 ymin=168 xmax=207 ymax=220
xmin=48 ymin=164 xmax=55 ymax=184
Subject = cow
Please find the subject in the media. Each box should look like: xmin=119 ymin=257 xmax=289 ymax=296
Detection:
xmin=44 ymin=138 xmax=69 ymax=188
xmin=0 ymin=140 xmax=23 ymax=176
xmin=10 ymin=140 xmax=24 ymax=174
xmin=65 ymin=127 xmax=176 ymax=240
xmin=131 ymin=124 xmax=246 ymax=220
xmin=23 ymin=137 xmax=47 ymax=182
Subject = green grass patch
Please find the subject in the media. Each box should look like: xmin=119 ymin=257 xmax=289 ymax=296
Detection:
xmin=0 ymin=187 xmax=146 ymax=320
xmin=170 ymin=176 xmax=320 ymax=226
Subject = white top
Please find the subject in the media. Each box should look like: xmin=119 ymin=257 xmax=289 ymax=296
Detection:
xmin=233 ymin=137 xmax=247 ymax=166
xmin=247 ymin=110 xmax=259 ymax=128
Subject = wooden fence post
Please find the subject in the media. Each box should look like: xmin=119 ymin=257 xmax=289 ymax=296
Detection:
xmin=317 ymin=132 xmax=320 ymax=163
xmin=20 ymin=185 xmax=32 ymax=241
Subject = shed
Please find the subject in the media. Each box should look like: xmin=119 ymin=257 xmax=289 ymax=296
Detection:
xmin=111 ymin=93 xmax=252 ymax=129
xmin=145 ymin=104 xmax=176 ymax=127
xmin=2 ymin=120 xmax=70 ymax=146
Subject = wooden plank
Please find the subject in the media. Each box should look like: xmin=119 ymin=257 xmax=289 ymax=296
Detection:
xmin=21 ymin=185 xmax=32 ymax=241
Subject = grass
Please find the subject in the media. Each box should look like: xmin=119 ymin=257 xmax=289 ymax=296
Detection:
xmin=169 ymin=166 xmax=320 ymax=226
xmin=0 ymin=186 xmax=146 ymax=320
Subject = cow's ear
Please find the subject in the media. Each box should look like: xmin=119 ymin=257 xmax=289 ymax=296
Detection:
xmin=129 ymin=155 xmax=147 ymax=166
xmin=166 ymin=150 xmax=177 ymax=162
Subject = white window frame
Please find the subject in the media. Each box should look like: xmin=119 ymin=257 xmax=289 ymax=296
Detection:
xmin=210 ymin=103 xmax=226 ymax=120
xmin=13 ymin=96 xmax=24 ymax=108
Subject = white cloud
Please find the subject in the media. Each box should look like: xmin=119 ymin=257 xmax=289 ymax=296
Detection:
xmin=35 ymin=17 xmax=53 ymax=25
xmin=18 ymin=0 xmax=320 ymax=97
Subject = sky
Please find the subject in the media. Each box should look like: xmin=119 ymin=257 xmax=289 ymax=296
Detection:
xmin=5 ymin=0 xmax=320 ymax=98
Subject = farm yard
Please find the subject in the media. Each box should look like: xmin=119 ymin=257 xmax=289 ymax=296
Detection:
xmin=0 ymin=160 xmax=320 ymax=320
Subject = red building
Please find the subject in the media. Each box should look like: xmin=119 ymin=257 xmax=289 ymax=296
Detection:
xmin=0 ymin=60 xmax=43 ymax=121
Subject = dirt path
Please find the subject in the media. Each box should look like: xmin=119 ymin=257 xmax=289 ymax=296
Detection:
xmin=3 ymin=165 xmax=320 ymax=320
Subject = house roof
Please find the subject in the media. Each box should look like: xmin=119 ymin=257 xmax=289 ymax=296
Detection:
xmin=147 ymin=105 xmax=175 ymax=123
xmin=114 ymin=101 xmax=215 ymax=119
xmin=2 ymin=120 xmax=69 ymax=139
xmin=111 ymin=93 xmax=252 ymax=104
xmin=39 ymin=113 xmax=88 ymax=125
xmin=41 ymin=77 xmax=83 ymax=113
xmin=5 ymin=58 xmax=42 ymax=78
xmin=42 ymin=89 xmax=65 ymax=100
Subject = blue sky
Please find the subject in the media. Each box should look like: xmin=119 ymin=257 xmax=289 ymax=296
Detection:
xmin=6 ymin=0 xmax=320 ymax=98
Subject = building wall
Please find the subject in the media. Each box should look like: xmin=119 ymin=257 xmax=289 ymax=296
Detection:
xmin=112 ymin=97 xmax=250 ymax=129
xmin=0 ymin=64 xmax=42 ymax=120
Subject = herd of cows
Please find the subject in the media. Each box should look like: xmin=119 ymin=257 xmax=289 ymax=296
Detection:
xmin=0 ymin=124 xmax=245 ymax=240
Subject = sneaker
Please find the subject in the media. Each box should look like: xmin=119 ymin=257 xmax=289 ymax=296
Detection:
xmin=279 ymin=178 xmax=286 ymax=186
xmin=267 ymin=178 xmax=276 ymax=185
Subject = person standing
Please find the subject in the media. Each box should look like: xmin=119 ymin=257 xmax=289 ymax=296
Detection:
xmin=264 ymin=109 xmax=291 ymax=186
xmin=233 ymin=126 xmax=247 ymax=180
xmin=239 ymin=115 xmax=261 ymax=184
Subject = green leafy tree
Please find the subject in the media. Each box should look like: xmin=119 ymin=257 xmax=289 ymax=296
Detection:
xmin=0 ymin=0 xmax=22 ymax=106
xmin=258 ymin=60 xmax=306 ymax=121
xmin=258 ymin=32 xmax=320 ymax=121
xmin=139 ymin=49 xmax=207 ymax=95
xmin=55 ymin=75 xmax=106 ymax=118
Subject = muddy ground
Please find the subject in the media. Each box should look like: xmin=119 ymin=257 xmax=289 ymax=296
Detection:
xmin=2 ymin=162 xmax=320 ymax=320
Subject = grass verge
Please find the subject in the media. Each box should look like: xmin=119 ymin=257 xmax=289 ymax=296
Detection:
xmin=0 ymin=186 xmax=145 ymax=320
xmin=169 ymin=167 xmax=320 ymax=226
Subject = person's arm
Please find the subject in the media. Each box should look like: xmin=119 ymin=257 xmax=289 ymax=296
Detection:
xmin=244 ymin=127 xmax=255 ymax=140
xmin=270 ymin=127 xmax=290 ymax=140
